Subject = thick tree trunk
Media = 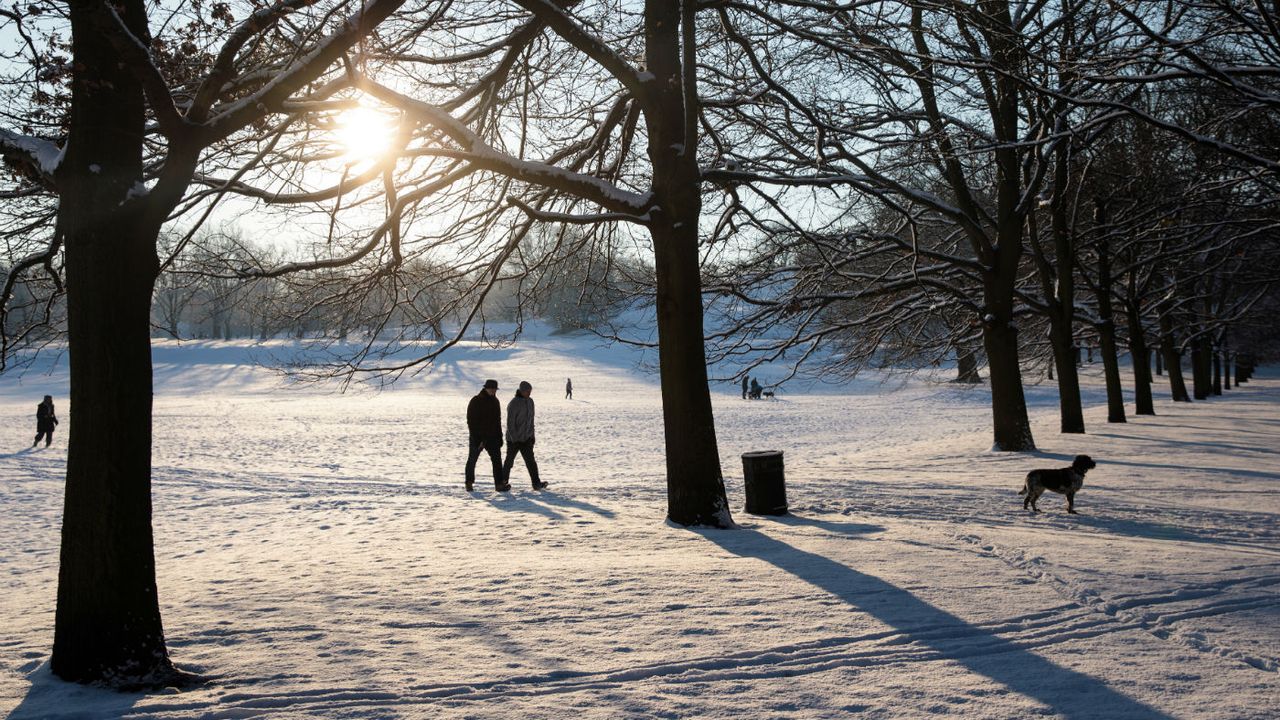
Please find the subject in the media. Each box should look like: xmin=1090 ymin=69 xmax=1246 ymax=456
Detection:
xmin=955 ymin=347 xmax=982 ymax=383
xmin=1049 ymin=318 xmax=1085 ymax=433
xmin=1097 ymin=321 xmax=1126 ymax=423
xmin=646 ymin=0 xmax=731 ymax=528
xmin=1192 ymin=337 xmax=1211 ymax=400
xmin=1124 ymin=302 xmax=1155 ymax=415
xmin=1212 ymin=350 xmax=1222 ymax=395
xmin=983 ymin=316 xmax=1035 ymax=451
xmin=55 ymin=218 xmax=171 ymax=686
xmin=1159 ymin=315 xmax=1190 ymax=402
xmin=52 ymin=0 xmax=174 ymax=685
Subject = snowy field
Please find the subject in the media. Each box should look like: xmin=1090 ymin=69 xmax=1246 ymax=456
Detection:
xmin=2 ymin=334 xmax=1278 ymax=719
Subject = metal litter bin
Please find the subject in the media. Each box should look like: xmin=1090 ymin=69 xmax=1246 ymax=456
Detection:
xmin=741 ymin=450 xmax=787 ymax=515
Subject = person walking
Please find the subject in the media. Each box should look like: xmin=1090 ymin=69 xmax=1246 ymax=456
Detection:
xmin=504 ymin=381 xmax=548 ymax=490
xmin=565 ymin=377 xmax=573 ymax=400
xmin=33 ymin=395 xmax=58 ymax=447
xmin=465 ymin=379 xmax=508 ymax=492
xmin=741 ymin=375 xmax=749 ymax=400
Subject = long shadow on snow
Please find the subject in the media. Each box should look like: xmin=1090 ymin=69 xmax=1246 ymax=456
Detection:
xmin=695 ymin=515 xmax=1174 ymax=720
xmin=522 ymin=490 xmax=616 ymax=518
xmin=485 ymin=493 xmax=565 ymax=520
xmin=7 ymin=662 xmax=143 ymax=720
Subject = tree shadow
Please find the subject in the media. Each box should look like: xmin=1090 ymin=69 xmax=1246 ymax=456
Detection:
xmin=8 ymin=662 xmax=143 ymax=719
xmin=693 ymin=517 xmax=1174 ymax=719
xmin=1092 ymin=427 xmax=1277 ymax=456
xmin=1088 ymin=456 xmax=1280 ymax=482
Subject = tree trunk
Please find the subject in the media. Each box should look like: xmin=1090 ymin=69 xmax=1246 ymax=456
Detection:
xmin=52 ymin=0 xmax=174 ymax=685
xmin=955 ymin=347 xmax=981 ymax=383
xmin=1124 ymin=301 xmax=1155 ymax=415
xmin=646 ymin=0 xmax=731 ymax=527
xmin=1049 ymin=318 xmax=1085 ymax=433
xmin=983 ymin=316 xmax=1035 ymax=450
xmin=1091 ymin=235 xmax=1124 ymax=422
xmin=1192 ymin=337 xmax=1211 ymax=400
xmin=1097 ymin=320 xmax=1127 ymax=423
xmin=1212 ymin=349 xmax=1222 ymax=395
xmin=1155 ymin=348 xmax=1163 ymax=375
xmin=1159 ymin=314 xmax=1190 ymax=401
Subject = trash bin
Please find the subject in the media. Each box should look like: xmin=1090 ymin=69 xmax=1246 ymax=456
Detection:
xmin=741 ymin=450 xmax=787 ymax=515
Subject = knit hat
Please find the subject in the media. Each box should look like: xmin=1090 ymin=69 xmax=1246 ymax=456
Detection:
xmin=518 ymin=381 xmax=533 ymax=392
xmin=483 ymin=379 xmax=499 ymax=390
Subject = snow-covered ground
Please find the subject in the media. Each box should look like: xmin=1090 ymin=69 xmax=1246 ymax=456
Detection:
xmin=2 ymin=335 xmax=1278 ymax=719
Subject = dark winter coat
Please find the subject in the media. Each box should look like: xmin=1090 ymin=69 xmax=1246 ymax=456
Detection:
xmin=467 ymin=390 xmax=502 ymax=442
xmin=36 ymin=400 xmax=58 ymax=433
xmin=506 ymin=394 xmax=535 ymax=444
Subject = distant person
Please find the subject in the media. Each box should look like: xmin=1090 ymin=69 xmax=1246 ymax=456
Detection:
xmin=565 ymin=377 xmax=573 ymax=400
xmin=465 ymin=379 xmax=508 ymax=492
xmin=741 ymin=376 xmax=749 ymax=400
xmin=504 ymin=381 xmax=548 ymax=490
xmin=33 ymin=395 xmax=58 ymax=447
xmin=750 ymin=377 xmax=763 ymax=400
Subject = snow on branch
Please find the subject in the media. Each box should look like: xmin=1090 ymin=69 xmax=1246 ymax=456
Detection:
xmin=189 ymin=0 xmax=318 ymax=123
xmin=512 ymin=0 xmax=651 ymax=101
xmin=205 ymin=0 xmax=407 ymax=143
xmin=0 ymin=128 xmax=62 ymax=189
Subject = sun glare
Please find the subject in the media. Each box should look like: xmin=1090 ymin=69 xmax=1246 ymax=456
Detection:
xmin=335 ymin=107 xmax=395 ymax=163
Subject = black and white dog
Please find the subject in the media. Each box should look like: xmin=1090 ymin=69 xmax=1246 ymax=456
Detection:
xmin=1020 ymin=454 xmax=1097 ymax=514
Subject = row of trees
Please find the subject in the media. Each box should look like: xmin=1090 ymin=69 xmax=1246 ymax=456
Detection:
xmin=0 ymin=0 xmax=1277 ymax=687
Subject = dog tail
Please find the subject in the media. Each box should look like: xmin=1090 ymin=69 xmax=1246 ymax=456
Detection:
xmin=1018 ymin=471 xmax=1033 ymax=495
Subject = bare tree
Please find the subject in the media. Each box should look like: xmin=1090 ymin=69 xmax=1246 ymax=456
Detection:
xmin=1 ymin=0 xmax=408 ymax=686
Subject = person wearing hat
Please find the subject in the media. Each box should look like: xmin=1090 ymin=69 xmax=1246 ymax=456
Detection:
xmin=465 ymin=379 xmax=508 ymax=491
xmin=503 ymin=380 xmax=548 ymax=490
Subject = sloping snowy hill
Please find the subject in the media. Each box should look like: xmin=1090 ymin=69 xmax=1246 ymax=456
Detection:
xmin=1 ymin=335 xmax=1277 ymax=718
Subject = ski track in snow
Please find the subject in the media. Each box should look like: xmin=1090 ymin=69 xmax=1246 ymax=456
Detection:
xmin=1 ymin=336 xmax=1278 ymax=719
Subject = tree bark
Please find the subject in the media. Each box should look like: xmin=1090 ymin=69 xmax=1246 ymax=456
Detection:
xmin=983 ymin=314 xmax=1035 ymax=450
xmin=1212 ymin=349 xmax=1222 ymax=395
xmin=1124 ymin=301 xmax=1155 ymax=415
xmin=1159 ymin=314 xmax=1190 ymax=401
xmin=646 ymin=0 xmax=731 ymax=527
xmin=51 ymin=0 xmax=174 ymax=685
xmin=1098 ymin=320 xmax=1127 ymax=423
xmin=1192 ymin=336 xmax=1211 ymax=400
xmin=1155 ymin=347 xmax=1163 ymax=375
xmin=1090 ymin=234 xmax=1125 ymax=422
xmin=955 ymin=347 xmax=982 ymax=383
xmin=1049 ymin=318 xmax=1085 ymax=432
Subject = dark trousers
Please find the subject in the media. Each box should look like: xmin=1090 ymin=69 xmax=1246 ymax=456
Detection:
xmin=502 ymin=440 xmax=540 ymax=486
xmin=33 ymin=431 xmax=52 ymax=447
xmin=465 ymin=436 xmax=504 ymax=487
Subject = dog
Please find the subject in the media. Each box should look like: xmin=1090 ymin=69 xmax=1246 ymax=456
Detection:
xmin=1020 ymin=454 xmax=1096 ymax=514
xmin=761 ymin=390 xmax=775 ymax=399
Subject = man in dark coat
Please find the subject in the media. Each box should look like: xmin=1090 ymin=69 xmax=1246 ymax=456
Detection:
xmin=741 ymin=376 xmax=749 ymax=400
xmin=465 ymin=379 xmax=508 ymax=491
xmin=33 ymin=395 xmax=58 ymax=447
xmin=503 ymin=381 xmax=547 ymax=490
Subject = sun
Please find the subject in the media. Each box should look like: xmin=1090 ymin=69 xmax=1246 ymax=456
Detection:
xmin=334 ymin=106 xmax=396 ymax=163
